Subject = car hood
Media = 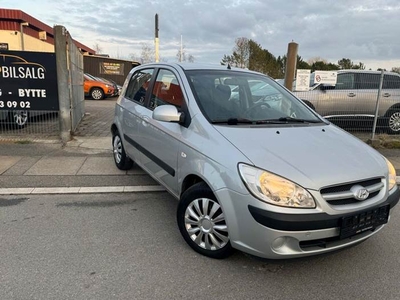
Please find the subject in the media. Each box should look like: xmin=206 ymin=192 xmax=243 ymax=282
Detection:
xmin=214 ymin=124 xmax=387 ymax=190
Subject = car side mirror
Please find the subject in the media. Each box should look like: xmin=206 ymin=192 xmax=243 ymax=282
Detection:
xmin=320 ymin=84 xmax=335 ymax=91
xmin=153 ymin=105 xmax=184 ymax=123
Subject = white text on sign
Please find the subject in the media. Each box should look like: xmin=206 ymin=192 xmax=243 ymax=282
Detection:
xmin=1 ymin=66 xmax=45 ymax=79
xmin=18 ymin=89 xmax=46 ymax=98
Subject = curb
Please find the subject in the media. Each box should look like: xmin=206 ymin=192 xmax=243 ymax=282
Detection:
xmin=1 ymin=178 xmax=400 ymax=196
xmin=0 ymin=185 xmax=166 ymax=195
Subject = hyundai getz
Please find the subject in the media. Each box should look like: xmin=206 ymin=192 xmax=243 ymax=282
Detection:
xmin=111 ymin=63 xmax=399 ymax=259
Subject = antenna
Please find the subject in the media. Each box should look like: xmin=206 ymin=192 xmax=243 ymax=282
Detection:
xmin=227 ymin=63 xmax=231 ymax=70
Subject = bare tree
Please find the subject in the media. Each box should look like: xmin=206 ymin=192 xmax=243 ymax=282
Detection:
xmin=221 ymin=37 xmax=249 ymax=68
xmin=129 ymin=52 xmax=139 ymax=61
xmin=140 ymin=43 xmax=155 ymax=64
xmin=93 ymin=43 xmax=103 ymax=54
xmin=233 ymin=37 xmax=250 ymax=68
xmin=176 ymin=46 xmax=195 ymax=63
xmin=391 ymin=67 xmax=400 ymax=74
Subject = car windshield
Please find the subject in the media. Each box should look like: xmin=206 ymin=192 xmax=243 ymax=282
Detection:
xmin=185 ymin=70 xmax=322 ymax=124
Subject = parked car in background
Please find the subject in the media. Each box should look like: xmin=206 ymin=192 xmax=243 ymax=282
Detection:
xmin=85 ymin=73 xmax=120 ymax=97
xmin=111 ymin=63 xmax=399 ymax=260
xmin=84 ymin=74 xmax=115 ymax=100
xmin=0 ymin=110 xmax=30 ymax=128
xmin=294 ymin=70 xmax=400 ymax=134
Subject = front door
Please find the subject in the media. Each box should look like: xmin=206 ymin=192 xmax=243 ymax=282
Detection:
xmin=134 ymin=68 xmax=186 ymax=196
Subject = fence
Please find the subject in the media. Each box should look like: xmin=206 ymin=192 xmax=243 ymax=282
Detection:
xmin=67 ymin=32 xmax=85 ymax=133
xmin=54 ymin=25 xmax=85 ymax=142
xmin=292 ymin=70 xmax=400 ymax=138
xmin=0 ymin=50 xmax=60 ymax=139
xmin=0 ymin=26 xmax=85 ymax=141
xmin=0 ymin=110 xmax=59 ymax=139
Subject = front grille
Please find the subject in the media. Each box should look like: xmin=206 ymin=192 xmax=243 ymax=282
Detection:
xmin=321 ymin=178 xmax=381 ymax=194
xmin=321 ymin=178 xmax=384 ymax=206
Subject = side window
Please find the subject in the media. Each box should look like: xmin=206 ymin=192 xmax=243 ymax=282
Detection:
xmin=125 ymin=69 xmax=154 ymax=104
xmin=357 ymin=73 xmax=380 ymax=89
xmin=149 ymin=69 xmax=184 ymax=110
xmin=383 ymin=75 xmax=400 ymax=89
xmin=335 ymin=73 xmax=355 ymax=90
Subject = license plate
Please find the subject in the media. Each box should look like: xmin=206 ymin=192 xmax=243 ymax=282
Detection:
xmin=340 ymin=205 xmax=390 ymax=239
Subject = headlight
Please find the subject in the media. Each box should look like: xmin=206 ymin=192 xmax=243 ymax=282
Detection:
xmin=238 ymin=164 xmax=316 ymax=208
xmin=105 ymin=84 xmax=110 ymax=88
xmin=385 ymin=158 xmax=397 ymax=190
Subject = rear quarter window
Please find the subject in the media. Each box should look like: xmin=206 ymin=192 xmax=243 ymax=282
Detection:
xmin=383 ymin=75 xmax=400 ymax=89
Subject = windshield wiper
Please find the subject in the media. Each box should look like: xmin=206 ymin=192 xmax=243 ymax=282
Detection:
xmin=274 ymin=117 xmax=322 ymax=123
xmin=211 ymin=117 xmax=322 ymax=125
xmin=211 ymin=118 xmax=254 ymax=125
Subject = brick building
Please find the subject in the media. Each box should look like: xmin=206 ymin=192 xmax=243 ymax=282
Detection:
xmin=0 ymin=8 xmax=95 ymax=54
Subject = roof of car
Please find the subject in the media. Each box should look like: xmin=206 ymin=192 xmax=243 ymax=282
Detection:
xmin=137 ymin=62 xmax=259 ymax=73
xmin=338 ymin=69 xmax=400 ymax=76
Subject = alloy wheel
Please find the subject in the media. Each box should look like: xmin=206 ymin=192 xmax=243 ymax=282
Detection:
xmin=184 ymin=198 xmax=229 ymax=251
xmin=113 ymin=135 xmax=122 ymax=164
xmin=13 ymin=111 xmax=28 ymax=127
xmin=389 ymin=112 xmax=400 ymax=132
xmin=91 ymin=88 xmax=103 ymax=100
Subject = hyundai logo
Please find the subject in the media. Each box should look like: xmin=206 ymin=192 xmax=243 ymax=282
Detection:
xmin=350 ymin=185 xmax=370 ymax=201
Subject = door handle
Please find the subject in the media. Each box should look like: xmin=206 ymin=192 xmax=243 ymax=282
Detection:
xmin=142 ymin=115 xmax=150 ymax=127
xmin=347 ymin=93 xmax=356 ymax=97
xmin=383 ymin=93 xmax=391 ymax=97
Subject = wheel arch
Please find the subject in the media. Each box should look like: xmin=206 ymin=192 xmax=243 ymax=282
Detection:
xmin=302 ymin=99 xmax=315 ymax=110
xmin=111 ymin=123 xmax=118 ymax=136
xmin=90 ymin=86 xmax=105 ymax=93
xmin=180 ymin=174 xmax=207 ymax=197
xmin=384 ymin=104 xmax=400 ymax=116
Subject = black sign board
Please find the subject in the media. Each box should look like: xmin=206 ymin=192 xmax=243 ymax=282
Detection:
xmin=0 ymin=50 xmax=59 ymax=111
xmin=100 ymin=61 xmax=124 ymax=75
xmin=0 ymin=43 xmax=8 ymax=50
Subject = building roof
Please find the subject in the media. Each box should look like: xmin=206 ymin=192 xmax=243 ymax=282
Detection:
xmin=0 ymin=8 xmax=95 ymax=54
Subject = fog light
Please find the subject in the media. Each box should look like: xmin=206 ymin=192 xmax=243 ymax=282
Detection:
xmin=272 ymin=237 xmax=287 ymax=250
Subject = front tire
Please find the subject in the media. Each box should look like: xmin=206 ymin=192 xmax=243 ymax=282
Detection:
xmin=177 ymin=182 xmax=234 ymax=259
xmin=91 ymin=88 xmax=104 ymax=100
xmin=112 ymin=132 xmax=133 ymax=170
xmin=386 ymin=109 xmax=400 ymax=134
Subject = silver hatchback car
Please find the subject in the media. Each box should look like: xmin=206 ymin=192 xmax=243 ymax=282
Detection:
xmin=111 ymin=63 xmax=399 ymax=259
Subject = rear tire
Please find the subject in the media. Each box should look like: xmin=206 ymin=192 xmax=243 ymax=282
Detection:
xmin=177 ymin=182 xmax=234 ymax=259
xmin=112 ymin=132 xmax=133 ymax=170
xmin=385 ymin=109 xmax=400 ymax=134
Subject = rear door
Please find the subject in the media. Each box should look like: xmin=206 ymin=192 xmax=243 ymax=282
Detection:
xmin=352 ymin=72 xmax=380 ymax=116
xmin=120 ymin=68 xmax=154 ymax=163
xmin=380 ymin=74 xmax=400 ymax=115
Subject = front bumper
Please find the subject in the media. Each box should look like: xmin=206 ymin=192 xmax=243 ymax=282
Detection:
xmin=215 ymin=187 xmax=400 ymax=259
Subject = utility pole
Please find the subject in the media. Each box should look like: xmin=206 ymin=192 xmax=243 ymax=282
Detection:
xmin=284 ymin=41 xmax=298 ymax=91
xmin=155 ymin=14 xmax=159 ymax=62
xmin=180 ymin=35 xmax=183 ymax=62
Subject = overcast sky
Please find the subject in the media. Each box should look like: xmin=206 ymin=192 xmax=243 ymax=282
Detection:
xmin=3 ymin=0 xmax=400 ymax=70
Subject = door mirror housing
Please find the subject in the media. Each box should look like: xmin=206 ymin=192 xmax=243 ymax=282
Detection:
xmin=153 ymin=105 xmax=184 ymax=123
xmin=320 ymin=84 xmax=335 ymax=91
